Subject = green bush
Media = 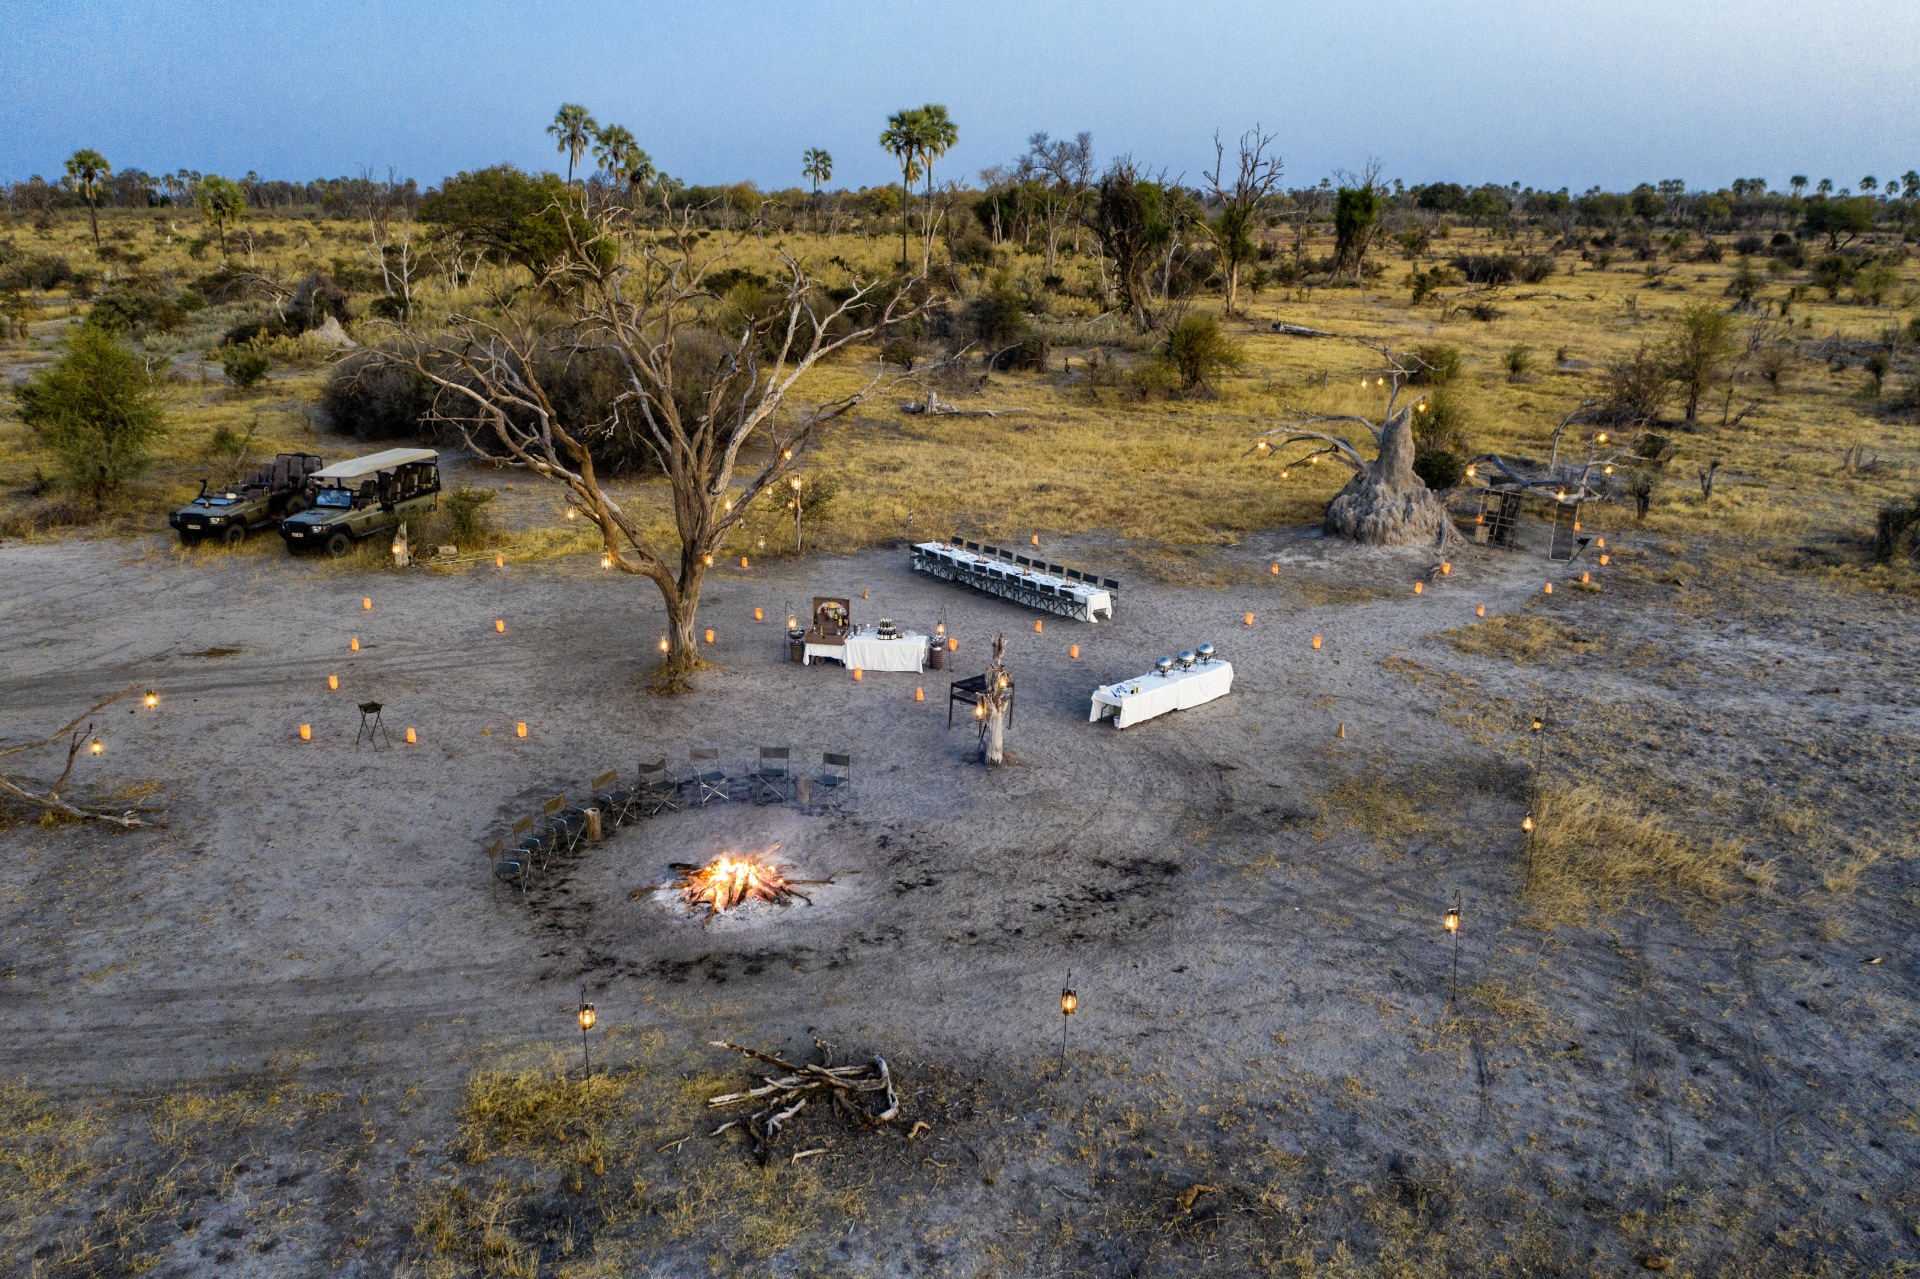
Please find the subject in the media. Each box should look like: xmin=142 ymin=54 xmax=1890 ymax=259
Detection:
xmin=222 ymin=348 xmax=271 ymax=389
xmin=15 ymin=327 xmax=166 ymax=503
xmin=1412 ymin=447 xmax=1465 ymax=490
xmin=1503 ymin=343 xmax=1535 ymax=380
xmin=1409 ymin=344 xmax=1464 ymax=385
xmin=1160 ymin=313 xmax=1243 ymax=391
xmin=441 ymin=487 xmax=498 ymax=546
xmin=84 ymin=284 xmax=185 ymax=337
xmin=1413 ymin=386 xmax=1471 ymax=457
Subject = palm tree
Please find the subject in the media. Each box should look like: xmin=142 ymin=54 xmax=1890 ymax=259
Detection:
xmin=913 ymin=105 xmax=959 ymax=269
xmin=880 ymin=108 xmax=927 ymax=268
xmin=1789 ymin=175 xmax=1808 ymax=198
xmin=548 ymin=104 xmax=598 ymax=184
xmin=63 ymin=149 xmax=110 ymax=250
xmin=802 ymin=148 xmax=832 ymax=198
xmin=593 ymin=124 xmax=637 ymax=183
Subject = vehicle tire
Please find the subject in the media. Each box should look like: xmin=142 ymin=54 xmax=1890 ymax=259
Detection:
xmin=325 ymin=531 xmax=352 ymax=558
xmin=223 ymin=523 xmax=247 ymax=547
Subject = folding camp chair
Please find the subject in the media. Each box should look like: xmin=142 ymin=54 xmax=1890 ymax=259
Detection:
xmin=488 ymin=838 xmax=529 ymax=897
xmin=635 ymin=758 xmax=680 ymax=814
xmin=750 ymin=746 xmax=792 ymax=803
xmin=812 ymin=752 xmax=852 ymax=807
xmin=510 ymin=814 xmax=547 ymax=871
xmin=591 ymin=770 xmax=636 ymax=827
xmin=690 ymin=748 xmax=730 ymax=805
xmin=539 ymin=794 xmax=590 ymax=855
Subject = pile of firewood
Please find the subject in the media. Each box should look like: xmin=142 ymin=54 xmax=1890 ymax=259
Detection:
xmin=706 ymin=1039 xmax=899 ymax=1163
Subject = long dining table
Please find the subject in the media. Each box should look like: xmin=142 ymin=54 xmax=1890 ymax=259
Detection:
xmin=911 ymin=541 xmax=1114 ymax=621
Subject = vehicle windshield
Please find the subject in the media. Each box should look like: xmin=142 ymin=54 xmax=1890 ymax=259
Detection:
xmin=311 ymin=487 xmax=354 ymax=509
xmin=199 ymin=494 xmax=239 ymax=506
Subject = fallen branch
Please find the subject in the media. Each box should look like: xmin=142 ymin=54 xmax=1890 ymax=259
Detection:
xmin=1268 ymin=322 xmax=1339 ymax=337
xmin=706 ymin=1038 xmax=900 ymax=1164
xmin=0 ymin=685 xmax=157 ymax=827
xmin=901 ymin=391 xmax=1030 ymax=418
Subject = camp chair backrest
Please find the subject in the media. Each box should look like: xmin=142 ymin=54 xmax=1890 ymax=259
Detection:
xmin=823 ymin=752 xmax=851 ymax=768
xmin=543 ymin=795 xmax=566 ymax=816
xmin=512 ymin=815 xmax=533 ymax=835
xmin=760 ymin=746 xmax=789 ymax=761
xmin=592 ymin=770 xmax=617 ymax=791
xmin=1048 ymin=564 xmax=1064 ymax=575
xmin=638 ymin=758 xmax=666 ymax=776
xmin=1103 ymin=578 xmax=1120 ymax=591
xmin=1015 ymin=555 xmax=1031 ymax=567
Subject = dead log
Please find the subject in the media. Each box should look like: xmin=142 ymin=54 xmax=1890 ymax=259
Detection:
xmin=706 ymin=1038 xmax=900 ymax=1163
xmin=0 ymin=686 xmax=157 ymax=827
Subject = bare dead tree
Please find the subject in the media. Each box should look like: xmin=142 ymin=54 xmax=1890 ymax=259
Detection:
xmin=1203 ymin=126 xmax=1285 ymax=315
xmin=0 ymin=687 xmax=155 ymax=827
xmin=977 ymin=633 xmax=1013 ymax=764
xmin=361 ymin=166 xmax=423 ymax=319
xmin=1247 ymin=340 xmax=1448 ymax=546
xmin=375 ymin=199 xmax=929 ymax=686
xmin=1016 ymin=131 xmax=1095 ymax=274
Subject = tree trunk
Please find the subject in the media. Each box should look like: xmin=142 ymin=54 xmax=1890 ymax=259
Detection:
xmin=658 ymin=567 xmax=708 ymax=684
xmin=1321 ymin=407 xmax=1448 ymax=546
xmin=1224 ymin=261 xmax=1239 ymax=316
xmin=86 ymin=199 xmax=100 ymax=250
xmin=985 ymin=707 xmax=1006 ymax=764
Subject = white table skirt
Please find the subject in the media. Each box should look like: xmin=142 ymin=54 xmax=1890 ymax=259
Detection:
xmin=913 ymin=543 xmax=1113 ymax=621
xmin=1090 ymin=660 xmax=1234 ymax=728
xmin=808 ymin=631 xmax=929 ymax=672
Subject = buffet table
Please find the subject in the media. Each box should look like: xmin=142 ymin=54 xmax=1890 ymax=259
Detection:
xmin=1089 ymin=659 xmax=1234 ymax=728
xmin=807 ymin=628 xmax=930 ymax=672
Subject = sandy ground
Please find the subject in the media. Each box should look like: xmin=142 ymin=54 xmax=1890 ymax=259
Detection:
xmin=3 ymin=522 xmax=1917 ymax=1275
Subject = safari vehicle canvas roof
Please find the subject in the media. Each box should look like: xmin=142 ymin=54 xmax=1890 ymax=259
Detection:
xmin=310 ymin=448 xmax=438 ymax=481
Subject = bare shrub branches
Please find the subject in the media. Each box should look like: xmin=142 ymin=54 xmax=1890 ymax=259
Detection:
xmin=706 ymin=1039 xmax=899 ymax=1164
xmin=0 ymin=686 xmax=154 ymax=827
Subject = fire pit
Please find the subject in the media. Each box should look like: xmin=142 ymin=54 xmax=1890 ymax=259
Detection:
xmin=669 ymin=849 xmax=808 ymax=919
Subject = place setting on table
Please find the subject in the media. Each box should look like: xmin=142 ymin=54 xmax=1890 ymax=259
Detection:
xmin=1089 ymin=643 xmax=1234 ymax=729
xmin=910 ymin=538 xmax=1117 ymax=623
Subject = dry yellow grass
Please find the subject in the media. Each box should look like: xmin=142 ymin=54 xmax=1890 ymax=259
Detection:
xmin=1440 ymin=615 xmax=1606 ymax=664
xmin=1523 ymin=781 xmax=1744 ymax=925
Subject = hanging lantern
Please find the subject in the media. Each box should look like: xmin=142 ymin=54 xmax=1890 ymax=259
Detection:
xmin=564 ymin=507 xmax=578 ymax=521
xmin=578 ymin=998 xmax=596 ymax=1032
xmin=658 ymin=636 xmax=669 ymax=652
xmin=601 ymin=553 xmax=613 ymax=570
xmin=495 ymin=619 xmax=506 ymax=633
xmin=1532 ymin=717 xmax=1544 ymax=732
xmin=1060 ymin=986 xmax=1078 ymax=1016
xmin=516 ymin=722 xmax=528 ymax=738
xmin=1069 ymin=644 xmax=1081 ymax=659
xmin=1311 ymin=635 xmax=1322 ymax=650
xmin=852 ymin=667 xmax=863 ymax=681
xmin=1476 ymin=604 xmax=1487 ymax=617
xmin=788 ymin=615 xmax=799 ymax=631
xmin=1595 ymin=432 xmax=1608 ymax=444
xmin=996 ymin=673 xmax=1009 ymax=690
xmin=327 ymin=674 xmax=339 ymax=690
xmin=1603 ymin=465 xmax=1614 ymax=475
xmin=89 ymin=738 xmax=103 ymax=756
xmin=1279 ymin=468 xmax=1289 ymax=479
xmin=1522 ymin=814 xmax=1535 ymax=833
xmin=405 ymin=727 xmax=417 ymax=745
xmin=935 ymin=622 xmax=946 ymax=637
xmin=974 ymin=702 xmax=986 ymax=719
xmin=299 ymin=724 xmax=312 ymax=741
xmin=363 ymin=597 xmax=373 ymax=610
xmin=754 ymin=607 xmax=764 ymax=621
xmin=1465 ymin=464 xmax=1477 ymax=478
xmin=914 ymin=686 xmax=925 ymax=702
xmin=703 ymin=554 xmax=713 ymax=567
xmin=1444 ymin=907 xmax=1460 ymax=933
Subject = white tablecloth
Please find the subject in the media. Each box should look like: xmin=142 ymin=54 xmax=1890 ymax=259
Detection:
xmin=1090 ymin=660 xmax=1234 ymax=728
xmin=808 ymin=630 xmax=929 ymax=672
xmin=913 ymin=542 xmax=1113 ymax=621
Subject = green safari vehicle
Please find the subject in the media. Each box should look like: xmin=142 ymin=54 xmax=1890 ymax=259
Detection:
xmin=169 ymin=452 xmax=325 ymax=546
xmin=278 ymin=447 xmax=441 ymax=557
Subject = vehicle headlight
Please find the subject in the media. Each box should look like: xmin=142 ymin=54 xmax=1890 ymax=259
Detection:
xmin=207 ymin=516 xmax=226 ymax=524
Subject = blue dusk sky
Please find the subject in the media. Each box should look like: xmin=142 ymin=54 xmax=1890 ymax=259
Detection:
xmin=3 ymin=0 xmax=1916 ymax=193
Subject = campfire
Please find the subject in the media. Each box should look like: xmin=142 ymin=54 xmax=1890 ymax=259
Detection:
xmin=670 ymin=850 xmax=808 ymax=918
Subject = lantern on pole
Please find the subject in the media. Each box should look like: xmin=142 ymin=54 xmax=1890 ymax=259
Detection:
xmin=576 ymin=987 xmax=596 ymax=1076
xmin=1059 ymin=971 xmax=1078 ymax=1060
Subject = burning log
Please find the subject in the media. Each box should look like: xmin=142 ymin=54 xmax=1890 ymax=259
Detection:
xmin=669 ymin=850 xmax=807 ymax=918
xmin=706 ymin=1038 xmax=900 ymax=1164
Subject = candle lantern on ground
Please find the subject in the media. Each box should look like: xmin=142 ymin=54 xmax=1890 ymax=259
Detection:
xmin=144 ymin=691 xmax=158 ymax=709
